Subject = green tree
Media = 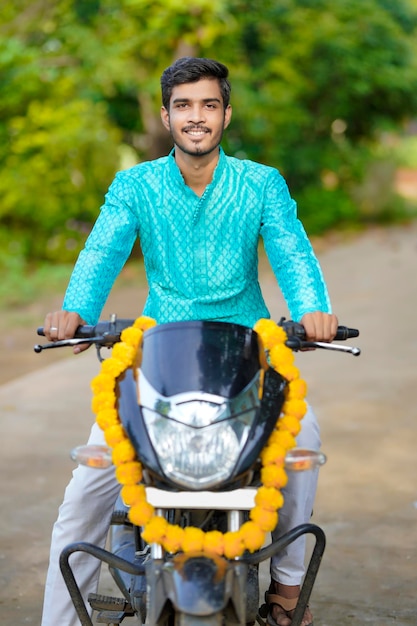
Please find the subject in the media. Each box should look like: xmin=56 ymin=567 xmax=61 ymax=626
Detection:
xmin=1 ymin=0 xmax=417 ymax=267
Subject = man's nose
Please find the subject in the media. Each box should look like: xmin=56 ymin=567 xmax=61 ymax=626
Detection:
xmin=188 ymin=104 xmax=205 ymax=122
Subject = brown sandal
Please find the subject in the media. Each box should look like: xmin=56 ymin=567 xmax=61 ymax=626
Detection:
xmin=265 ymin=592 xmax=313 ymax=626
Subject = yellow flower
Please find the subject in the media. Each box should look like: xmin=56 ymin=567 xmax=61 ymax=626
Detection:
xmin=101 ymin=357 xmax=127 ymax=377
xmin=240 ymin=521 xmax=266 ymax=553
xmin=111 ymin=342 xmax=137 ymax=366
xmin=277 ymin=363 xmax=300 ymax=382
xmin=278 ymin=415 xmax=302 ymax=437
xmin=260 ymin=443 xmax=287 ymax=466
xmin=249 ymin=507 xmax=278 ymax=533
xmin=266 ymin=432 xmax=288 ymax=453
xmin=223 ymin=531 xmax=245 ymax=559
xmin=269 ymin=344 xmax=294 ymax=370
xmin=134 ymin=316 xmax=157 ymax=331
xmin=104 ymin=424 xmax=127 ymax=447
xmin=121 ymin=484 xmax=146 ymax=506
xmin=141 ymin=516 xmax=168 ymax=544
xmin=182 ymin=527 xmax=205 ymax=553
xmin=282 ymin=399 xmax=307 ymax=420
xmin=116 ymin=461 xmax=143 ymax=485
xmin=120 ymin=327 xmax=143 ymax=350
xmin=112 ymin=439 xmax=137 ymax=466
xmin=91 ymin=391 xmax=117 ymax=414
xmin=91 ymin=372 xmax=116 ymax=394
xmin=260 ymin=465 xmax=288 ymax=489
xmin=254 ymin=319 xmax=287 ymax=350
xmin=275 ymin=430 xmax=297 ymax=450
xmin=162 ymin=525 xmax=186 ymax=554
xmin=255 ymin=486 xmax=284 ymax=512
xmin=95 ymin=408 xmax=119 ymax=431
xmin=203 ymin=530 xmax=225 ymax=556
xmin=128 ymin=501 xmax=155 ymax=526
xmin=286 ymin=378 xmax=308 ymax=400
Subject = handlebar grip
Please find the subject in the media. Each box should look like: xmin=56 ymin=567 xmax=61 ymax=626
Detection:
xmin=335 ymin=325 xmax=359 ymax=340
xmin=37 ymin=325 xmax=97 ymax=338
xmin=281 ymin=321 xmax=359 ymax=340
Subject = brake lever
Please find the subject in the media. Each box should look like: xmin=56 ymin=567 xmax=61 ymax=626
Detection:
xmin=286 ymin=337 xmax=361 ymax=356
xmin=33 ymin=337 xmax=103 ymax=353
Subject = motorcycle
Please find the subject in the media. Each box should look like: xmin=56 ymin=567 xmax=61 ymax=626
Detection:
xmin=35 ymin=316 xmax=360 ymax=626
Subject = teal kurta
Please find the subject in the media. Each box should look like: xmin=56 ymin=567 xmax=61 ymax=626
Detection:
xmin=63 ymin=148 xmax=331 ymax=326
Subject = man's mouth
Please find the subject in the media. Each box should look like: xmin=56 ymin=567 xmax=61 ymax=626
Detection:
xmin=183 ymin=126 xmax=210 ymax=138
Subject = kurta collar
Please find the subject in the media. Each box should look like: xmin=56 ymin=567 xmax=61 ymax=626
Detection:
xmin=168 ymin=147 xmax=226 ymax=191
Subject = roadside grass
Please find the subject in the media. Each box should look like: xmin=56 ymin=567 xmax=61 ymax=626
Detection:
xmin=0 ymin=259 xmax=146 ymax=326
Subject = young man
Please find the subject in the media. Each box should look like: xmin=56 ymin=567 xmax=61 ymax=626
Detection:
xmin=42 ymin=57 xmax=338 ymax=626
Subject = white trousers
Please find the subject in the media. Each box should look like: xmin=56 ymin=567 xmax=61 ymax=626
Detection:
xmin=41 ymin=405 xmax=320 ymax=626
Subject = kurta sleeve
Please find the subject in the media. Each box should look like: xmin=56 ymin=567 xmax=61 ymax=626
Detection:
xmin=260 ymin=169 xmax=332 ymax=321
xmin=62 ymin=172 xmax=140 ymax=324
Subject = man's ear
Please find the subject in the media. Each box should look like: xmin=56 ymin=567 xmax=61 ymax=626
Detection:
xmin=161 ymin=106 xmax=170 ymax=131
xmin=224 ymin=104 xmax=232 ymax=130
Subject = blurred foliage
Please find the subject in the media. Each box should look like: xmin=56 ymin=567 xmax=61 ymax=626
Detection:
xmin=1 ymin=0 xmax=417 ymax=276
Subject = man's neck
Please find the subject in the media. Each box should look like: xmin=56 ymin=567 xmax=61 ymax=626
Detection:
xmin=174 ymin=148 xmax=220 ymax=197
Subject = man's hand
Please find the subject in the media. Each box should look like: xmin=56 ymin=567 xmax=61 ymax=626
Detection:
xmin=43 ymin=310 xmax=89 ymax=354
xmin=300 ymin=311 xmax=339 ymax=343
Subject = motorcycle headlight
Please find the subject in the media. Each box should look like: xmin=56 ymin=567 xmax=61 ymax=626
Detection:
xmin=139 ymin=372 xmax=261 ymax=490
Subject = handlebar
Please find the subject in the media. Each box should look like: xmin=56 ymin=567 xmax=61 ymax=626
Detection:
xmin=35 ymin=316 xmax=360 ymax=356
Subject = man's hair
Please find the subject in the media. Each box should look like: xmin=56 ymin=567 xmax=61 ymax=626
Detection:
xmin=160 ymin=57 xmax=231 ymax=110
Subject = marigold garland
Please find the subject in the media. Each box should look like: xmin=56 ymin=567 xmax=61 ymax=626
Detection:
xmin=91 ymin=316 xmax=308 ymax=558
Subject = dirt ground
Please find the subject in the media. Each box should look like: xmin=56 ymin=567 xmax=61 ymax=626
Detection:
xmin=1 ymin=223 xmax=417 ymax=625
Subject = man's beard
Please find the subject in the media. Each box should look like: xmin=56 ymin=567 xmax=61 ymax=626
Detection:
xmin=169 ymin=123 xmax=224 ymax=157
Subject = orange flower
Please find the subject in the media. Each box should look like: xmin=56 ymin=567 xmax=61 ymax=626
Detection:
xmin=128 ymin=500 xmax=155 ymax=526
xmin=277 ymin=415 xmax=302 ymax=437
xmin=275 ymin=430 xmax=297 ymax=450
xmin=100 ymin=357 xmax=128 ymax=377
xmin=134 ymin=316 xmax=157 ymax=331
xmin=121 ymin=484 xmax=146 ymax=506
xmin=240 ymin=521 xmax=266 ymax=553
xmin=266 ymin=432 xmax=288 ymax=454
xmin=116 ymin=461 xmax=143 ymax=485
xmin=104 ymin=424 xmax=127 ymax=447
xmin=182 ymin=527 xmax=205 ymax=553
xmin=277 ymin=363 xmax=300 ymax=382
xmin=95 ymin=408 xmax=119 ymax=430
xmin=91 ymin=372 xmax=116 ymax=394
xmin=112 ymin=439 xmax=136 ymax=466
xmin=223 ymin=531 xmax=245 ymax=559
xmin=91 ymin=391 xmax=117 ymax=414
xmin=203 ymin=530 xmax=225 ymax=556
xmin=282 ymin=399 xmax=307 ymax=420
xmin=163 ymin=525 xmax=186 ymax=554
xmin=255 ymin=486 xmax=284 ymax=512
xmin=141 ymin=516 xmax=168 ymax=543
xmin=260 ymin=465 xmax=288 ymax=489
xmin=111 ymin=342 xmax=137 ymax=366
xmin=249 ymin=507 xmax=278 ymax=532
xmin=286 ymin=378 xmax=308 ymax=400
xmin=120 ymin=327 xmax=143 ymax=350
xmin=269 ymin=343 xmax=294 ymax=370
xmin=260 ymin=443 xmax=287 ymax=466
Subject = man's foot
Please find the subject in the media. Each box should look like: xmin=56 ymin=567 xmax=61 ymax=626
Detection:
xmin=266 ymin=582 xmax=313 ymax=626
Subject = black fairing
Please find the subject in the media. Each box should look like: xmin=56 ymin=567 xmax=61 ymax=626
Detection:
xmin=117 ymin=321 xmax=287 ymax=491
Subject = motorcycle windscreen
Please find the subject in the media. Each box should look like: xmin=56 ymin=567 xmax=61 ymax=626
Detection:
xmin=139 ymin=320 xmax=261 ymax=399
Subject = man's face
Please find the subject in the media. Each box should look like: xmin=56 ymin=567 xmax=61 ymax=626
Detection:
xmin=161 ymin=78 xmax=232 ymax=158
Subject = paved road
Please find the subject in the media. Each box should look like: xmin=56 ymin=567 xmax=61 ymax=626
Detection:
xmin=1 ymin=224 xmax=417 ymax=624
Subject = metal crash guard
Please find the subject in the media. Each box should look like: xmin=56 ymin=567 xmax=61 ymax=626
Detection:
xmin=59 ymin=523 xmax=325 ymax=626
